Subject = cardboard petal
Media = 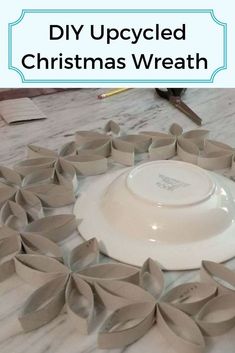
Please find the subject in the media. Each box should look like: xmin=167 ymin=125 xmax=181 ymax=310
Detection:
xmin=140 ymin=131 xmax=171 ymax=140
xmin=95 ymin=280 xmax=155 ymax=310
xmin=120 ymin=135 xmax=152 ymax=153
xmin=140 ymin=258 xmax=164 ymax=299
xmin=98 ymin=302 xmax=155 ymax=349
xmin=0 ymin=201 xmax=28 ymax=231
xmin=21 ymin=232 xmax=63 ymax=260
xmin=112 ymin=139 xmax=135 ymax=166
xmin=163 ymin=282 xmax=217 ymax=315
xmin=69 ymin=238 xmax=99 ymax=271
xmin=149 ymin=137 xmax=176 ymax=160
xmin=177 ymin=137 xmax=199 ymax=165
xmin=169 ymin=123 xmax=184 ymax=137
xmin=77 ymin=138 xmax=111 ymax=158
xmin=200 ymin=261 xmax=235 ymax=294
xmin=14 ymin=254 xmax=69 ymax=287
xmin=66 ymin=154 xmax=108 ymax=176
xmin=14 ymin=158 xmax=56 ymax=176
xmin=196 ymin=293 xmax=235 ymax=336
xmin=15 ymin=189 xmax=44 ymax=220
xmin=19 ymin=275 xmax=67 ymax=332
xmin=104 ymin=120 xmax=121 ymax=135
xmin=66 ymin=274 xmax=94 ymax=334
xmin=0 ymin=184 xmax=16 ymax=207
xmin=0 ymin=166 xmax=22 ymax=186
xmin=27 ymin=145 xmax=57 ymax=159
xmin=25 ymin=184 xmax=75 ymax=207
xmin=0 ymin=259 xmax=16 ymax=282
xmin=24 ymin=214 xmax=77 ymax=243
xmin=198 ymin=151 xmax=233 ymax=171
xmin=204 ymin=140 xmax=234 ymax=154
xmin=22 ymin=168 xmax=55 ymax=187
xmin=54 ymin=159 xmax=78 ymax=191
xmin=78 ymin=263 xmax=139 ymax=284
xmin=182 ymin=129 xmax=210 ymax=148
xmin=157 ymin=303 xmax=205 ymax=353
xmin=75 ymin=131 xmax=108 ymax=145
xmin=59 ymin=141 xmax=77 ymax=157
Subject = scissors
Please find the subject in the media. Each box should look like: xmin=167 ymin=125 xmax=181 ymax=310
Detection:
xmin=155 ymin=88 xmax=202 ymax=126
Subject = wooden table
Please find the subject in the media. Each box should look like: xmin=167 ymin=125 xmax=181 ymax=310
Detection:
xmin=0 ymin=88 xmax=235 ymax=353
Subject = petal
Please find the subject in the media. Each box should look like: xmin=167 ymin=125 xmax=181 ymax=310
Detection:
xmin=0 ymin=184 xmax=16 ymax=208
xmin=15 ymin=189 xmax=44 ymax=220
xmin=75 ymin=131 xmax=108 ymax=145
xmin=66 ymin=154 xmax=108 ymax=176
xmin=24 ymin=214 xmax=77 ymax=243
xmin=21 ymin=232 xmax=63 ymax=260
xmin=157 ymin=303 xmax=205 ymax=353
xmin=0 ymin=201 xmax=28 ymax=231
xmin=77 ymin=138 xmax=111 ymax=158
xmin=177 ymin=137 xmax=199 ymax=164
xmin=169 ymin=123 xmax=183 ymax=136
xmin=198 ymin=151 xmax=233 ymax=171
xmin=200 ymin=260 xmax=235 ymax=294
xmin=78 ymin=263 xmax=139 ymax=284
xmin=204 ymin=140 xmax=234 ymax=154
xmin=14 ymin=254 xmax=69 ymax=287
xmin=182 ymin=129 xmax=209 ymax=148
xmin=163 ymin=282 xmax=217 ymax=315
xmin=25 ymin=183 xmax=75 ymax=207
xmin=140 ymin=258 xmax=164 ymax=300
xmin=69 ymin=238 xmax=99 ymax=271
xmin=59 ymin=141 xmax=77 ymax=157
xmin=27 ymin=145 xmax=57 ymax=159
xmin=98 ymin=302 xmax=155 ymax=349
xmin=95 ymin=280 xmax=155 ymax=310
xmin=19 ymin=275 xmax=67 ymax=332
xmin=196 ymin=293 xmax=235 ymax=336
xmin=54 ymin=159 xmax=78 ymax=191
xmin=0 ymin=166 xmax=21 ymax=186
xmin=149 ymin=137 xmax=176 ymax=160
xmin=104 ymin=120 xmax=121 ymax=135
xmin=22 ymin=168 xmax=55 ymax=187
xmin=112 ymin=139 xmax=135 ymax=166
xmin=14 ymin=158 xmax=56 ymax=176
xmin=66 ymin=274 xmax=94 ymax=334
xmin=120 ymin=135 xmax=152 ymax=153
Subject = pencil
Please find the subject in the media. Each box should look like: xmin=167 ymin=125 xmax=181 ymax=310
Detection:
xmin=98 ymin=88 xmax=130 ymax=99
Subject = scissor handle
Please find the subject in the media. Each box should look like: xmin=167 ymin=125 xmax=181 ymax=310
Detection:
xmin=155 ymin=88 xmax=186 ymax=100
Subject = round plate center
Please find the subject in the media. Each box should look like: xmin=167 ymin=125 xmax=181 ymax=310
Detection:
xmin=126 ymin=160 xmax=215 ymax=206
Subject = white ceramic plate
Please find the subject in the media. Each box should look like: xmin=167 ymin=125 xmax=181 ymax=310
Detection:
xmin=74 ymin=161 xmax=235 ymax=270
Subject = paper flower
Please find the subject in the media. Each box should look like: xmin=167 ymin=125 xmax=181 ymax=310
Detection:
xmin=14 ymin=238 xmax=139 ymax=333
xmin=14 ymin=141 xmax=108 ymax=181
xmin=97 ymin=258 xmax=218 ymax=352
xmin=0 ymin=166 xmax=75 ymax=219
xmin=0 ymin=201 xmax=76 ymax=282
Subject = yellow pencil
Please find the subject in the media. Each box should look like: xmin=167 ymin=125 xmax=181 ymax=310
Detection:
xmin=98 ymin=88 xmax=131 ymax=99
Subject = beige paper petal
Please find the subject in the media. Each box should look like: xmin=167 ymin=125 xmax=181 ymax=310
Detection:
xmin=149 ymin=137 xmax=176 ymax=160
xmin=14 ymin=158 xmax=56 ymax=176
xmin=27 ymin=145 xmax=57 ymax=159
xmin=69 ymin=238 xmax=99 ymax=271
xmin=140 ymin=258 xmax=164 ymax=299
xmin=78 ymin=263 xmax=139 ymax=284
xmin=104 ymin=120 xmax=121 ymax=135
xmin=14 ymin=254 xmax=69 ymax=287
xmin=15 ymin=189 xmax=44 ymax=220
xmin=200 ymin=261 xmax=235 ymax=294
xmin=76 ymin=131 xmax=108 ymax=145
xmin=0 ymin=226 xmax=21 ymax=282
xmin=157 ymin=303 xmax=205 ymax=353
xmin=122 ymin=135 xmax=152 ymax=153
xmin=163 ymin=282 xmax=217 ymax=315
xmin=0 ymin=184 xmax=16 ymax=207
xmin=111 ymin=139 xmax=135 ymax=166
xmin=198 ymin=151 xmax=233 ymax=170
xmin=24 ymin=214 xmax=77 ymax=243
xmin=25 ymin=183 xmax=75 ymax=207
xmin=19 ymin=275 xmax=67 ymax=332
xmin=98 ymin=302 xmax=156 ymax=349
xmin=0 ymin=166 xmax=22 ymax=186
xmin=95 ymin=280 xmax=155 ymax=310
xmin=196 ymin=293 xmax=235 ymax=336
xmin=66 ymin=274 xmax=94 ymax=334
xmin=20 ymin=232 xmax=63 ymax=260
xmin=54 ymin=160 xmax=78 ymax=191
xmin=59 ymin=141 xmax=77 ymax=157
xmin=140 ymin=131 xmax=171 ymax=140
xmin=66 ymin=154 xmax=108 ymax=176
xmin=169 ymin=123 xmax=183 ymax=137
xmin=77 ymin=138 xmax=111 ymax=158
xmin=182 ymin=129 xmax=209 ymax=148
xmin=177 ymin=137 xmax=199 ymax=164
xmin=204 ymin=140 xmax=234 ymax=154
xmin=0 ymin=201 xmax=28 ymax=231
